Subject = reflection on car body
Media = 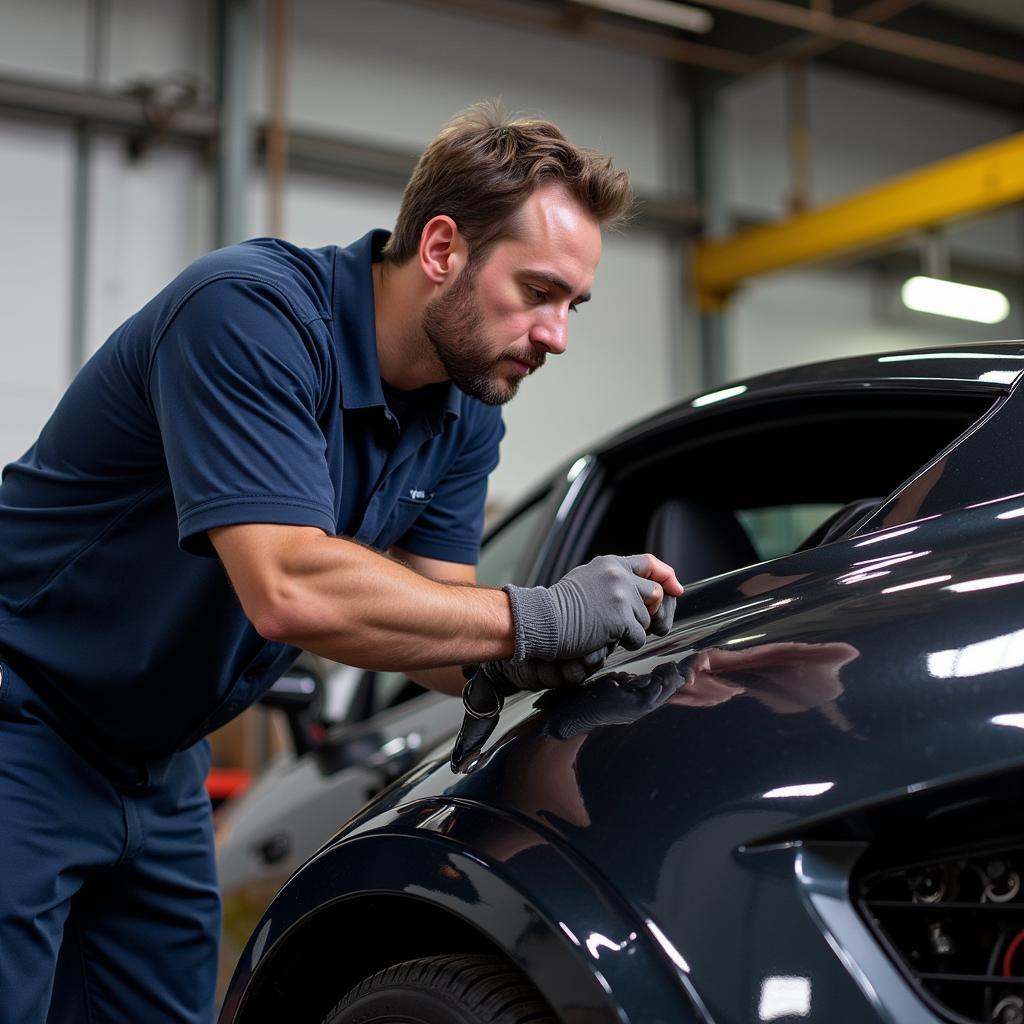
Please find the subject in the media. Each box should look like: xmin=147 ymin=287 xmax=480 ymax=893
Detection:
xmin=219 ymin=342 xmax=1024 ymax=1024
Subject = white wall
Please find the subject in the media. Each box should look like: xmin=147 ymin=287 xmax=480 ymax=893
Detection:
xmin=104 ymin=0 xmax=212 ymax=96
xmin=86 ymin=139 xmax=211 ymax=359
xmin=264 ymin=0 xmax=683 ymax=499
xmin=0 ymin=0 xmax=90 ymax=84
xmin=276 ymin=0 xmax=672 ymax=197
xmin=0 ymin=0 xmax=212 ymax=462
xmin=0 ymin=122 xmax=74 ymax=461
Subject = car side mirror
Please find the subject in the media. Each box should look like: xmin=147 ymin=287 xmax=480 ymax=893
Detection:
xmin=259 ymin=670 xmax=324 ymax=755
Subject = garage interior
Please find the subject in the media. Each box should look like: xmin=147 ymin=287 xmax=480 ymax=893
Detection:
xmin=2 ymin=0 xmax=1023 ymax=921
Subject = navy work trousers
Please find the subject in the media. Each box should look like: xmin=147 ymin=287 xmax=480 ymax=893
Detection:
xmin=0 ymin=660 xmax=220 ymax=1024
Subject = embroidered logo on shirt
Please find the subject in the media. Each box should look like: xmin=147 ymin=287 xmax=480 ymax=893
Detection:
xmin=408 ymin=489 xmax=432 ymax=501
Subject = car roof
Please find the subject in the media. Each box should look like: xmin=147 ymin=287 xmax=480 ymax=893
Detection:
xmin=597 ymin=339 xmax=1024 ymax=458
xmin=721 ymin=339 xmax=1024 ymax=394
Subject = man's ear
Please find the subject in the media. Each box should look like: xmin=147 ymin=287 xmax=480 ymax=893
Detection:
xmin=419 ymin=215 xmax=467 ymax=285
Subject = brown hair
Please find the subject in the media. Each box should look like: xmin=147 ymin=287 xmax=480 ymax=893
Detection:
xmin=381 ymin=101 xmax=633 ymax=266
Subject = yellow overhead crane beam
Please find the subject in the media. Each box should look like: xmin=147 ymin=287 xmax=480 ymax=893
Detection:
xmin=694 ymin=132 xmax=1024 ymax=312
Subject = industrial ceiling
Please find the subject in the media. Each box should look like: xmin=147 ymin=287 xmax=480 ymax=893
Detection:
xmin=407 ymin=0 xmax=1024 ymax=110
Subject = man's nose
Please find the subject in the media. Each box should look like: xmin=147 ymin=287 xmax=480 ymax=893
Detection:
xmin=529 ymin=309 xmax=569 ymax=355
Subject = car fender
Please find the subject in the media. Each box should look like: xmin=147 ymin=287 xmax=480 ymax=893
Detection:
xmin=220 ymin=799 xmax=705 ymax=1024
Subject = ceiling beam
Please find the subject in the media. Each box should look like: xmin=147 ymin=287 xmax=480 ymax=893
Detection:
xmin=696 ymin=0 xmax=1024 ymax=84
xmin=406 ymin=0 xmax=1023 ymax=85
xmin=402 ymin=0 xmax=759 ymax=74
xmin=693 ymin=131 xmax=1024 ymax=309
xmin=757 ymin=0 xmax=924 ymax=65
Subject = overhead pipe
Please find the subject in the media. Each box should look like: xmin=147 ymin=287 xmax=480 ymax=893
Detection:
xmin=0 ymin=72 xmax=700 ymax=237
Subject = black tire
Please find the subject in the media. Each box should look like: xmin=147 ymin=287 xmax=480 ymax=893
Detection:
xmin=321 ymin=953 xmax=558 ymax=1024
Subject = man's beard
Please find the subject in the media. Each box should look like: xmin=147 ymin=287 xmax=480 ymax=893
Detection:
xmin=421 ymin=265 xmax=543 ymax=406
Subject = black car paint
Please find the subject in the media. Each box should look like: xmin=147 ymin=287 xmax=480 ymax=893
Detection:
xmin=220 ymin=343 xmax=1024 ymax=1024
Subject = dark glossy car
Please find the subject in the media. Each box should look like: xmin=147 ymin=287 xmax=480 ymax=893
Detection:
xmin=220 ymin=342 xmax=1024 ymax=1024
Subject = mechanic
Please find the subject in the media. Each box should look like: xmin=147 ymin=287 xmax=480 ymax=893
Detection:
xmin=0 ymin=102 xmax=682 ymax=1024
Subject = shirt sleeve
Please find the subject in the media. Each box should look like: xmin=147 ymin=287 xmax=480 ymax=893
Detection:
xmin=148 ymin=275 xmax=337 ymax=557
xmin=395 ymin=404 xmax=505 ymax=565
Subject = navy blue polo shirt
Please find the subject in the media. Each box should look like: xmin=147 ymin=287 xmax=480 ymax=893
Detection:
xmin=0 ymin=230 xmax=503 ymax=768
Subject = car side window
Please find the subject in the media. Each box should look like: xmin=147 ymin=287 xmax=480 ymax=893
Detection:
xmin=579 ymin=390 xmax=994 ymax=586
xmin=475 ymin=494 xmax=550 ymax=588
xmin=736 ymin=503 xmax=842 ymax=561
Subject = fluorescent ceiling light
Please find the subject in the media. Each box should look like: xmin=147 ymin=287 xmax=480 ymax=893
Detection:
xmin=901 ymin=276 xmax=1010 ymax=325
xmin=577 ymin=0 xmax=714 ymax=34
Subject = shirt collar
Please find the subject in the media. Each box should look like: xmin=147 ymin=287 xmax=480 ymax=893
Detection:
xmin=331 ymin=229 xmax=463 ymax=429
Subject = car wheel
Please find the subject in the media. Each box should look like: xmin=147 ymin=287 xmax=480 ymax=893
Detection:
xmin=321 ymin=953 xmax=557 ymax=1024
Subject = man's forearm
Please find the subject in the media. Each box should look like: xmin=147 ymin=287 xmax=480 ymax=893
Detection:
xmin=403 ymin=665 xmax=468 ymax=697
xmin=211 ymin=524 xmax=515 ymax=672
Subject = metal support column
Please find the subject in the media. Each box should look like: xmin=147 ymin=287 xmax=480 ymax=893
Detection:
xmin=266 ymin=0 xmax=289 ymax=237
xmin=692 ymin=78 xmax=731 ymax=389
xmin=69 ymin=0 xmax=109 ymax=378
xmin=69 ymin=123 xmax=92 ymax=379
xmin=660 ymin=62 xmax=703 ymax=398
xmin=216 ymin=0 xmax=254 ymax=247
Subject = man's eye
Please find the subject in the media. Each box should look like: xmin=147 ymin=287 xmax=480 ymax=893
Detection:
xmin=527 ymin=286 xmax=546 ymax=302
xmin=569 ymin=303 xmax=579 ymax=314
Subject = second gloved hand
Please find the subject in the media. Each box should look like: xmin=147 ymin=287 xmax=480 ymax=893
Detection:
xmin=475 ymin=643 xmax=615 ymax=696
xmin=504 ymin=553 xmax=680 ymax=662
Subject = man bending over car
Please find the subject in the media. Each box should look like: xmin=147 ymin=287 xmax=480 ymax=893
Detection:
xmin=0 ymin=102 xmax=681 ymax=1024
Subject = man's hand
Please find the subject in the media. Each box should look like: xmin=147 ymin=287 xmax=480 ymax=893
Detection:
xmin=475 ymin=643 xmax=615 ymax=696
xmin=504 ymin=553 xmax=682 ymax=662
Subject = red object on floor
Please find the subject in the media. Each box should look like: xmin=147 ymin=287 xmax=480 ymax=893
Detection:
xmin=205 ymin=768 xmax=252 ymax=804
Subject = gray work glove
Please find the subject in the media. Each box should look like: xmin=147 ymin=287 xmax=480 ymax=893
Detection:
xmin=475 ymin=643 xmax=615 ymax=697
xmin=503 ymin=554 xmax=677 ymax=662
xmin=452 ymin=645 xmax=615 ymax=771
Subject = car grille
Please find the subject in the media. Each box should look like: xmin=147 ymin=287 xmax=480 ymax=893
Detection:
xmin=858 ymin=842 xmax=1024 ymax=1024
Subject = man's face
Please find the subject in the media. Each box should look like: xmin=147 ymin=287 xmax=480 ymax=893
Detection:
xmin=422 ymin=183 xmax=602 ymax=405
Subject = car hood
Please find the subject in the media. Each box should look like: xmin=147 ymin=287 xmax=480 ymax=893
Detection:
xmin=371 ymin=502 xmax=1024 ymax=985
